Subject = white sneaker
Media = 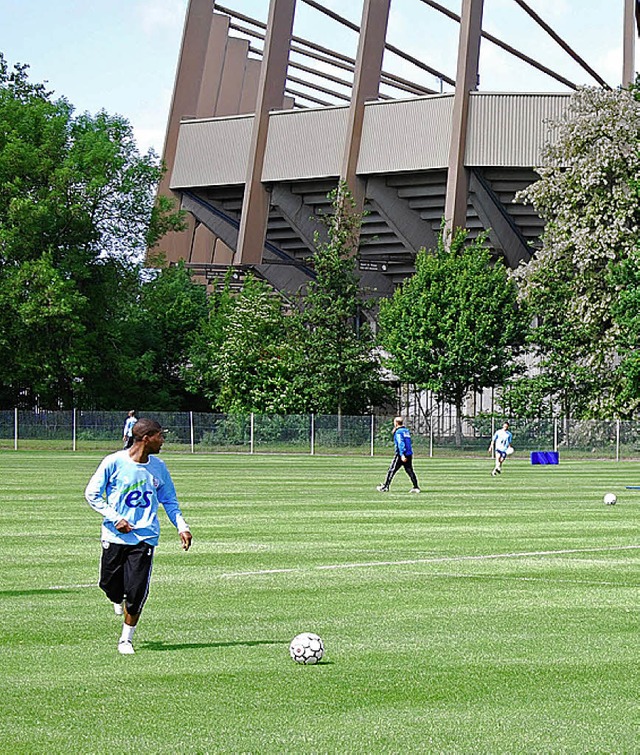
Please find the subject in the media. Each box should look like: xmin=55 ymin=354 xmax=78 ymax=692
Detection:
xmin=491 ymin=469 xmax=497 ymax=477
xmin=410 ymin=488 xmax=421 ymax=493
xmin=113 ymin=602 xmax=124 ymax=616
xmin=376 ymin=485 xmax=389 ymax=492
xmin=118 ymin=640 xmax=135 ymax=655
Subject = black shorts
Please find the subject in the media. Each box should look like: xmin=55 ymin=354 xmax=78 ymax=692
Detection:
xmin=99 ymin=540 xmax=154 ymax=615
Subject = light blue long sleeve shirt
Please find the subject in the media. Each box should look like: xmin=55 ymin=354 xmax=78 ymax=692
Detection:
xmin=85 ymin=450 xmax=189 ymax=546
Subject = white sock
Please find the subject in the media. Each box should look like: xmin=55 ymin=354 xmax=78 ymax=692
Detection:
xmin=120 ymin=624 xmax=136 ymax=643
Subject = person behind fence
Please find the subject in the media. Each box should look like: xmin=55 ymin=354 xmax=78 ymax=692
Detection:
xmin=377 ymin=416 xmax=420 ymax=493
xmin=122 ymin=409 xmax=137 ymax=449
xmin=85 ymin=418 xmax=192 ymax=655
xmin=489 ymin=421 xmax=513 ymax=477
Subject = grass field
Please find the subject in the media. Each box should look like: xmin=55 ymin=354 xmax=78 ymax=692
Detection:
xmin=0 ymin=451 xmax=638 ymax=753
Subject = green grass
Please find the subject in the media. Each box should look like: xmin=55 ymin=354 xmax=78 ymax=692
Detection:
xmin=0 ymin=451 xmax=638 ymax=753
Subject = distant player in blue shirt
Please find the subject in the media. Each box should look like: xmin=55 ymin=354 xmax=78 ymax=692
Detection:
xmin=85 ymin=418 xmax=192 ymax=655
xmin=377 ymin=416 xmax=420 ymax=493
xmin=489 ymin=421 xmax=513 ymax=477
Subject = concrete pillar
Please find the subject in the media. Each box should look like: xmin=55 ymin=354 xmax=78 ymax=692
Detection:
xmin=340 ymin=0 xmax=392 ymax=211
xmin=443 ymin=0 xmax=485 ymax=238
xmin=623 ymin=0 xmax=637 ymax=87
xmin=235 ymin=0 xmax=297 ymax=265
xmin=196 ymin=14 xmax=230 ymax=118
xmin=156 ymin=0 xmax=214 ymax=263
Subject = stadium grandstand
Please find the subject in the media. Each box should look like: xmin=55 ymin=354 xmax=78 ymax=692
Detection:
xmin=157 ymin=0 xmax=639 ymax=299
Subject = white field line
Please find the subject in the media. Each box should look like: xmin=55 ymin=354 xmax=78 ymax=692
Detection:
xmin=48 ymin=544 xmax=640 ymax=589
xmin=49 ymin=582 xmax=97 ymax=590
xmin=218 ymin=544 xmax=640 ymax=579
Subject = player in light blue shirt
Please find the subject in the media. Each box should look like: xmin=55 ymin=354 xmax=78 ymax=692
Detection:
xmin=122 ymin=410 xmax=137 ymax=449
xmin=85 ymin=418 xmax=192 ymax=654
xmin=489 ymin=421 xmax=513 ymax=477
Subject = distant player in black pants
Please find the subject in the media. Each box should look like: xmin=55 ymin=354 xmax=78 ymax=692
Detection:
xmin=377 ymin=416 xmax=420 ymax=493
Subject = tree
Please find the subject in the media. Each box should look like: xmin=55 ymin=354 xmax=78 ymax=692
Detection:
xmin=513 ymin=85 xmax=640 ymax=417
xmin=185 ymin=273 xmax=301 ymax=413
xmin=378 ymin=231 xmax=527 ymax=443
xmin=0 ymin=54 xmax=184 ymax=408
xmin=182 ymin=278 xmax=233 ymax=410
xmin=295 ymin=185 xmax=389 ymax=415
xmin=184 ymin=185 xmax=389 ymax=417
xmin=609 ymin=240 xmax=640 ymax=415
xmin=119 ymin=261 xmax=209 ymax=410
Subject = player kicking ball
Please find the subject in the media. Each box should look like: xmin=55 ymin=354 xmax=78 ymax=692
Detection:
xmin=489 ymin=421 xmax=513 ymax=477
xmin=85 ymin=418 xmax=192 ymax=655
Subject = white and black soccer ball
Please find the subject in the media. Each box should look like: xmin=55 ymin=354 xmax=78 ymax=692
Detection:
xmin=603 ymin=492 xmax=617 ymax=505
xmin=289 ymin=632 xmax=324 ymax=664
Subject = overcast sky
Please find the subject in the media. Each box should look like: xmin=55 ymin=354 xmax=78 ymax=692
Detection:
xmin=1 ymin=0 xmax=636 ymax=155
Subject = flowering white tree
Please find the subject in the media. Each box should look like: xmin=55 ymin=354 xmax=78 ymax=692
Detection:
xmin=511 ymin=85 xmax=640 ymax=417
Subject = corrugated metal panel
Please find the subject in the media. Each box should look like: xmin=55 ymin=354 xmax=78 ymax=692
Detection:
xmin=466 ymin=93 xmax=570 ymax=167
xmin=357 ymin=95 xmax=454 ymax=174
xmin=170 ymin=115 xmax=253 ymax=189
xmin=262 ymin=107 xmax=348 ymax=182
xmin=170 ymin=93 xmax=572 ymax=189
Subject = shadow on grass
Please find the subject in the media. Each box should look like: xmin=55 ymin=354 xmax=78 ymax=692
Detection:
xmin=141 ymin=639 xmax=334 ymax=664
xmin=0 ymin=588 xmax=78 ymax=597
xmin=141 ymin=639 xmax=287 ymax=651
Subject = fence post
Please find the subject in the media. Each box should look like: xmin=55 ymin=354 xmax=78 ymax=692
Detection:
xmin=554 ymin=418 xmax=558 ymax=452
xmin=429 ymin=420 xmax=434 ymax=458
xmin=616 ymin=419 xmax=620 ymax=462
xmin=250 ymin=413 xmax=254 ymax=454
xmin=14 ymin=407 xmax=18 ymax=451
xmin=72 ymin=408 xmax=77 ymax=452
xmin=190 ymin=411 xmax=195 ymax=454
xmin=310 ymin=413 xmax=315 ymax=456
xmin=370 ymin=414 xmax=374 ymax=457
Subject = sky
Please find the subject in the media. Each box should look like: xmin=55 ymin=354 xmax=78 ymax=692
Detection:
xmin=1 ymin=0 xmax=636 ymax=156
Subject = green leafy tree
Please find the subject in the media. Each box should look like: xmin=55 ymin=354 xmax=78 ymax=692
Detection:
xmin=186 ymin=273 xmax=301 ymax=413
xmin=0 ymin=54 xmax=184 ymax=408
xmin=119 ymin=261 xmax=208 ymax=410
xmin=606 ymin=79 xmax=640 ymax=416
xmin=378 ymin=231 xmax=527 ymax=443
xmin=185 ymin=185 xmax=388 ymax=416
xmin=513 ymin=85 xmax=640 ymax=417
xmin=609 ymin=240 xmax=640 ymax=415
xmin=182 ymin=278 xmax=234 ymax=409
xmin=295 ymin=184 xmax=389 ymax=415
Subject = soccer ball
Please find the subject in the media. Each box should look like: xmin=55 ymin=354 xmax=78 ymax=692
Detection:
xmin=289 ymin=632 xmax=324 ymax=664
xmin=506 ymin=446 xmax=515 ymax=456
xmin=603 ymin=492 xmax=617 ymax=505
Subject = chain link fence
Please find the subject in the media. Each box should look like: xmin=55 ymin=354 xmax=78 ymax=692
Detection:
xmin=1 ymin=409 xmax=639 ymax=460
